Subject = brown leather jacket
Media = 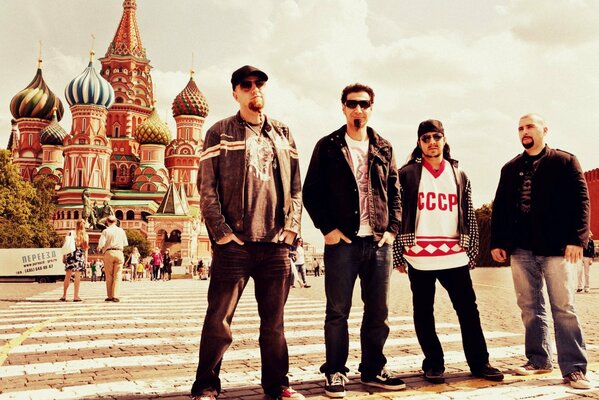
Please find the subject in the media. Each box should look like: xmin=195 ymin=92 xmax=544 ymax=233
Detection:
xmin=198 ymin=112 xmax=302 ymax=242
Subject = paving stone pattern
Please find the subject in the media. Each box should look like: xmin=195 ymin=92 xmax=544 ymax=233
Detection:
xmin=0 ymin=270 xmax=598 ymax=399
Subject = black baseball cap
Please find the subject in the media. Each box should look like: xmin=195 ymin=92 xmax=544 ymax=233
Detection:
xmin=231 ymin=65 xmax=268 ymax=89
xmin=417 ymin=119 xmax=444 ymax=138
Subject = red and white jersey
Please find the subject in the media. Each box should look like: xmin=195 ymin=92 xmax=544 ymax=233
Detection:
xmin=404 ymin=159 xmax=469 ymax=270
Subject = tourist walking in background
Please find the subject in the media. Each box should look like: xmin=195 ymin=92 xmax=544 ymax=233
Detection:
xmin=162 ymin=249 xmax=172 ymax=281
xmin=393 ymin=119 xmax=503 ymax=384
xmin=150 ymin=248 xmax=162 ymax=281
xmin=294 ymin=238 xmax=310 ymax=288
xmin=303 ymin=83 xmax=404 ymax=397
xmin=491 ymin=113 xmax=591 ymax=389
xmin=127 ymin=247 xmax=140 ymax=281
xmin=97 ymin=215 xmax=128 ymax=302
xmin=578 ymin=232 xmax=594 ymax=293
xmin=91 ymin=259 xmax=98 ymax=282
xmin=190 ymin=65 xmax=304 ymax=400
xmin=60 ymin=219 xmax=88 ymax=302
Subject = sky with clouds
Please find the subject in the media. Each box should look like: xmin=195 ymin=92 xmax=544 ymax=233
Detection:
xmin=2 ymin=0 xmax=599 ymax=247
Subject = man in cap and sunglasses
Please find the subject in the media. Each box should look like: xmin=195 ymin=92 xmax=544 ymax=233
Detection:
xmin=393 ymin=119 xmax=504 ymax=384
xmin=190 ymin=65 xmax=303 ymax=400
xmin=303 ymin=83 xmax=404 ymax=397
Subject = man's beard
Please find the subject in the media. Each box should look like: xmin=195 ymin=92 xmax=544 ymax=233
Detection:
xmin=522 ymin=138 xmax=534 ymax=149
xmin=353 ymin=119 xmax=362 ymax=129
xmin=249 ymin=97 xmax=264 ymax=112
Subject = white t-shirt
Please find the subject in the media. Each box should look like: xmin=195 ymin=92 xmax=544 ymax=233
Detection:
xmin=403 ymin=159 xmax=469 ymax=270
xmin=345 ymin=133 xmax=373 ymax=236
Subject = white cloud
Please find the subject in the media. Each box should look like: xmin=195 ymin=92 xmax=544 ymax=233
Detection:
xmin=3 ymin=0 xmax=599 ymax=247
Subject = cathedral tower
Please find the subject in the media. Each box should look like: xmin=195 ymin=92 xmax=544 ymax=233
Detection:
xmin=58 ymin=50 xmax=115 ymax=206
xmin=166 ymin=69 xmax=209 ymax=208
xmin=9 ymin=58 xmax=64 ymax=182
xmin=100 ymin=0 xmax=153 ymax=189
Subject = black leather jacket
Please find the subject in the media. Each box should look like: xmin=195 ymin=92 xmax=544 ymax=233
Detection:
xmin=303 ymin=125 xmax=400 ymax=241
xmin=198 ymin=112 xmax=302 ymax=242
xmin=491 ymin=146 xmax=589 ymax=256
xmin=392 ymin=158 xmax=479 ymax=268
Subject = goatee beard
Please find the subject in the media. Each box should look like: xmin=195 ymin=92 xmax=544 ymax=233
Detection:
xmin=353 ymin=119 xmax=362 ymax=129
xmin=522 ymin=139 xmax=534 ymax=149
xmin=249 ymin=98 xmax=264 ymax=112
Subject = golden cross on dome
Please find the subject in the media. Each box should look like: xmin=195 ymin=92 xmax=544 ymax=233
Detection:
xmin=89 ymin=34 xmax=96 ymax=61
xmin=37 ymin=40 xmax=43 ymax=68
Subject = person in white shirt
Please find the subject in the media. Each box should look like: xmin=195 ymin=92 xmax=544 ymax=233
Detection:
xmin=393 ymin=119 xmax=503 ymax=384
xmin=97 ymin=214 xmax=128 ymax=302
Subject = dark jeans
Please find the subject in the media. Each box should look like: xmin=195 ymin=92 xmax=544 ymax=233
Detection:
xmin=191 ymin=242 xmax=291 ymax=397
xmin=408 ymin=265 xmax=489 ymax=372
xmin=152 ymin=265 xmax=159 ymax=280
xmin=320 ymin=238 xmax=392 ymax=376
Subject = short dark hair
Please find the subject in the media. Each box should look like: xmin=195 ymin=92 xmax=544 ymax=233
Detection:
xmin=341 ymin=83 xmax=375 ymax=104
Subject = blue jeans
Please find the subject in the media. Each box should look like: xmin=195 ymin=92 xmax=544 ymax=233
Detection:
xmin=510 ymin=249 xmax=587 ymax=376
xmin=320 ymin=237 xmax=392 ymax=376
xmin=191 ymin=242 xmax=291 ymax=397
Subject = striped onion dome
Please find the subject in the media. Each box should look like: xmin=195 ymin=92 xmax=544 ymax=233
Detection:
xmin=39 ymin=108 xmax=68 ymax=145
xmin=10 ymin=66 xmax=64 ymax=121
xmin=134 ymin=108 xmax=172 ymax=145
xmin=172 ymin=73 xmax=209 ymax=118
xmin=65 ymin=59 xmax=115 ymax=108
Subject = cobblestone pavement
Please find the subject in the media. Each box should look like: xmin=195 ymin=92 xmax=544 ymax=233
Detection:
xmin=0 ymin=266 xmax=598 ymax=399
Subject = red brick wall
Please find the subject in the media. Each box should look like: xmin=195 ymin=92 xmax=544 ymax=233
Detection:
xmin=585 ymin=168 xmax=599 ymax=236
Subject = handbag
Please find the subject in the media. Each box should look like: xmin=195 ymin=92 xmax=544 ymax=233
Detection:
xmin=61 ymin=231 xmax=76 ymax=255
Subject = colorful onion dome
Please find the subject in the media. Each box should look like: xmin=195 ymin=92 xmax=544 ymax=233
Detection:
xmin=172 ymin=73 xmax=209 ymax=118
xmin=65 ymin=55 xmax=115 ymax=108
xmin=39 ymin=109 xmax=68 ymax=145
xmin=135 ymin=107 xmax=172 ymax=145
xmin=10 ymin=66 xmax=64 ymax=121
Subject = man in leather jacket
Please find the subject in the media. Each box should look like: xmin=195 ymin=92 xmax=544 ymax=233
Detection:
xmin=190 ymin=66 xmax=304 ymax=400
xmin=303 ymin=83 xmax=403 ymax=398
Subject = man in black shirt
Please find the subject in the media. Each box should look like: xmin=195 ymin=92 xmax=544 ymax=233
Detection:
xmin=491 ymin=113 xmax=591 ymax=389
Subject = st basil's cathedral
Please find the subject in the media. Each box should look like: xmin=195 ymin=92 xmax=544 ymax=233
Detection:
xmin=6 ymin=0 xmax=211 ymax=266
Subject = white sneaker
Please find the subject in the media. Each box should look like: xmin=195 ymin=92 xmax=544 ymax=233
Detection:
xmin=513 ymin=362 xmax=552 ymax=376
xmin=584 ymin=288 xmax=590 ymax=293
xmin=564 ymin=371 xmax=591 ymax=389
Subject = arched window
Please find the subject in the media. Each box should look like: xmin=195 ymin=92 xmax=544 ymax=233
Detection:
xmin=115 ymin=210 xmax=124 ymax=220
xmin=74 ymin=211 xmax=79 ymax=220
xmin=141 ymin=211 xmax=150 ymax=222
xmin=126 ymin=210 xmax=135 ymax=220
xmin=67 ymin=211 xmax=71 ymax=220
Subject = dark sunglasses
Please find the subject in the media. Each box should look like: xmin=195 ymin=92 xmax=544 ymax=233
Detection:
xmin=238 ymin=80 xmax=265 ymax=91
xmin=419 ymin=133 xmax=444 ymax=143
xmin=345 ymin=100 xmax=371 ymax=109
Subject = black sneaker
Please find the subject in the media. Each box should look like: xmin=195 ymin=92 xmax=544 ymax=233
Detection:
xmin=361 ymin=368 xmax=406 ymax=390
xmin=423 ymin=368 xmax=445 ymax=384
xmin=324 ymin=372 xmax=349 ymax=398
xmin=472 ymin=363 xmax=504 ymax=381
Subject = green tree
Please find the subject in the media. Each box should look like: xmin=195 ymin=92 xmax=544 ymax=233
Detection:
xmin=0 ymin=150 xmax=61 ymax=248
xmin=475 ymin=202 xmax=506 ymax=267
xmin=125 ymin=229 xmax=151 ymax=259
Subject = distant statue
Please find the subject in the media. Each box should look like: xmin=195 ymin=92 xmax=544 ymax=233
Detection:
xmin=81 ymin=190 xmax=97 ymax=229
xmin=95 ymin=200 xmax=115 ymax=228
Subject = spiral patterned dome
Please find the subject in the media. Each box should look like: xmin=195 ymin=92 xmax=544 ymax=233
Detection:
xmin=39 ymin=109 xmax=68 ymax=146
xmin=135 ymin=108 xmax=172 ymax=145
xmin=10 ymin=67 xmax=64 ymax=121
xmin=172 ymin=74 xmax=209 ymax=118
xmin=65 ymin=60 xmax=115 ymax=108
